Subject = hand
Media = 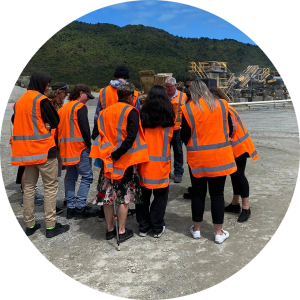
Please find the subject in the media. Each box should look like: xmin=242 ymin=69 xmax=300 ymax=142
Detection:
xmin=44 ymin=123 xmax=51 ymax=131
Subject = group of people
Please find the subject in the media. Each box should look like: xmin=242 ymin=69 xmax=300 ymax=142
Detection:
xmin=10 ymin=65 xmax=258 ymax=244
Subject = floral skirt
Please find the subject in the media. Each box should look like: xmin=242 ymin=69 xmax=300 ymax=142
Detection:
xmin=92 ymin=166 xmax=142 ymax=206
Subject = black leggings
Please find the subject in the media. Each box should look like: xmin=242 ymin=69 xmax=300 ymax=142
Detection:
xmin=190 ymin=171 xmax=226 ymax=224
xmin=230 ymin=157 xmax=249 ymax=198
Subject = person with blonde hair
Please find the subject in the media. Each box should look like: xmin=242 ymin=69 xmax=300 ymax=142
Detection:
xmin=180 ymin=79 xmax=236 ymax=243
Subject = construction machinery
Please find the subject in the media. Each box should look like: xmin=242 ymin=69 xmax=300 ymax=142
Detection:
xmin=189 ymin=61 xmax=289 ymax=102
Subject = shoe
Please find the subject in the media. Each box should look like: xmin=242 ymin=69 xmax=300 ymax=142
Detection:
xmin=183 ymin=192 xmax=192 ymax=199
xmin=46 ymin=222 xmax=70 ymax=238
xmin=224 ymin=203 xmax=241 ymax=213
xmin=153 ymin=226 xmax=165 ymax=238
xmin=106 ymin=227 xmax=116 ymax=240
xmin=97 ymin=207 xmax=105 ymax=222
xmin=237 ymin=208 xmax=251 ymax=223
xmin=119 ymin=228 xmax=134 ymax=243
xmin=190 ymin=225 xmax=201 ymax=239
xmin=174 ymin=176 xmax=182 ymax=183
xmin=139 ymin=229 xmax=150 ymax=237
xmin=215 ymin=229 xmax=229 ymax=244
xmin=25 ymin=223 xmax=41 ymax=236
xmin=169 ymin=173 xmax=175 ymax=180
xmin=66 ymin=208 xmax=76 ymax=219
xmin=188 ymin=187 xmax=193 ymax=193
xmin=75 ymin=206 xmax=100 ymax=219
xmin=56 ymin=206 xmax=63 ymax=215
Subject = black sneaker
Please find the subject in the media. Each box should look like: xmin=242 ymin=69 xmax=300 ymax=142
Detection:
xmin=56 ymin=206 xmax=63 ymax=215
xmin=66 ymin=208 xmax=76 ymax=219
xmin=119 ymin=228 xmax=134 ymax=243
xmin=224 ymin=203 xmax=241 ymax=213
xmin=75 ymin=206 xmax=100 ymax=219
xmin=46 ymin=222 xmax=70 ymax=238
xmin=97 ymin=207 xmax=105 ymax=222
xmin=25 ymin=223 xmax=41 ymax=236
xmin=183 ymin=192 xmax=192 ymax=199
xmin=187 ymin=187 xmax=193 ymax=193
xmin=174 ymin=176 xmax=182 ymax=183
xmin=106 ymin=227 xmax=116 ymax=240
xmin=237 ymin=208 xmax=251 ymax=223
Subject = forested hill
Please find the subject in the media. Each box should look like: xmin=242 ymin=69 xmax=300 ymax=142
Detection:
xmin=22 ymin=21 xmax=275 ymax=90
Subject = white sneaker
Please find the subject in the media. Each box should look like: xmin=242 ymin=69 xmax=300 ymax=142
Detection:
xmin=153 ymin=226 xmax=165 ymax=238
xmin=215 ymin=229 xmax=229 ymax=244
xmin=139 ymin=230 xmax=150 ymax=237
xmin=190 ymin=225 xmax=201 ymax=239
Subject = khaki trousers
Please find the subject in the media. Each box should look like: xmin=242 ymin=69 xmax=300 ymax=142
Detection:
xmin=23 ymin=158 xmax=58 ymax=228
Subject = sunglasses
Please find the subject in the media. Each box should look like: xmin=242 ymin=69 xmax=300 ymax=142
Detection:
xmin=185 ymin=85 xmax=191 ymax=88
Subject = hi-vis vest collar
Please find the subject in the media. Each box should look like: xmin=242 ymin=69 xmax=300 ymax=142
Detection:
xmin=11 ymin=93 xmax=52 ymax=164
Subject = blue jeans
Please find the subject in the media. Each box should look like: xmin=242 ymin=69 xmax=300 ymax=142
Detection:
xmin=170 ymin=130 xmax=184 ymax=177
xmin=65 ymin=148 xmax=93 ymax=209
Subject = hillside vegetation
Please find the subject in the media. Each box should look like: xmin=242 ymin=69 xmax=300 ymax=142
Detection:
xmin=22 ymin=21 xmax=275 ymax=90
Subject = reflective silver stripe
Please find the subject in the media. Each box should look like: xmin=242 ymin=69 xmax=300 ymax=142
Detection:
xmin=192 ymin=162 xmax=236 ymax=174
xmin=113 ymin=168 xmax=124 ymax=175
xmin=101 ymin=142 xmax=111 ymax=149
xmin=106 ymin=163 xmax=113 ymax=169
xmin=148 ymin=127 xmax=171 ymax=161
xmin=186 ymin=101 xmax=230 ymax=151
xmin=13 ymin=133 xmax=52 ymax=141
xmin=11 ymin=153 xmax=47 ymax=162
xmin=126 ymin=143 xmax=148 ymax=154
xmin=61 ymin=157 xmax=80 ymax=163
xmin=217 ymin=99 xmax=228 ymax=142
xmin=251 ymin=150 xmax=258 ymax=158
xmin=187 ymin=141 xmax=230 ymax=151
xmin=231 ymin=133 xmax=249 ymax=147
xmin=58 ymin=137 xmax=84 ymax=143
xmin=99 ymin=113 xmax=105 ymax=134
xmin=140 ymin=177 xmax=169 ymax=184
xmin=149 ymin=155 xmax=171 ymax=162
xmin=228 ymin=106 xmax=246 ymax=135
xmin=93 ymin=136 xmax=100 ymax=146
xmin=117 ymin=105 xmax=131 ymax=148
xmin=102 ymin=87 xmax=107 ymax=109
xmin=70 ymin=102 xmax=82 ymax=138
xmin=176 ymin=92 xmax=183 ymax=122
xmin=13 ymin=94 xmax=52 ymax=141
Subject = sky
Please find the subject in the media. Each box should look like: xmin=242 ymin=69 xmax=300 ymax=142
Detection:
xmin=77 ymin=0 xmax=255 ymax=45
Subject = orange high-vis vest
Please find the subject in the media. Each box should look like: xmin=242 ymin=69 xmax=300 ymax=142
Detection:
xmin=181 ymin=98 xmax=237 ymax=178
xmin=171 ymin=90 xmax=187 ymax=130
xmin=90 ymin=102 xmax=149 ymax=180
xmin=99 ymin=84 xmax=139 ymax=109
xmin=228 ymin=105 xmax=259 ymax=161
xmin=138 ymin=126 xmax=174 ymax=189
xmin=57 ymin=100 xmax=87 ymax=165
xmin=11 ymin=90 xmax=55 ymax=166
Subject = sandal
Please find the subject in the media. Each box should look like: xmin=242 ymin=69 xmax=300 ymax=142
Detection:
xmin=119 ymin=228 xmax=134 ymax=243
xmin=106 ymin=227 xmax=116 ymax=240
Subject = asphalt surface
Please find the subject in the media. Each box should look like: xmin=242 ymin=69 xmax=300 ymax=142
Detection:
xmin=1 ymin=100 xmax=299 ymax=299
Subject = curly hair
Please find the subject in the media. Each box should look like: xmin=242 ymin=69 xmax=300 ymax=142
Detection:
xmin=45 ymin=90 xmax=64 ymax=110
xmin=141 ymin=85 xmax=175 ymax=128
xmin=117 ymin=82 xmax=135 ymax=100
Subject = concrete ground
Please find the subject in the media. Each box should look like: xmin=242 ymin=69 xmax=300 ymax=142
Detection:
xmin=1 ymin=100 xmax=299 ymax=299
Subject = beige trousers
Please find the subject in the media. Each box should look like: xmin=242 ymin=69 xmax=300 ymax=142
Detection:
xmin=23 ymin=158 xmax=58 ymax=228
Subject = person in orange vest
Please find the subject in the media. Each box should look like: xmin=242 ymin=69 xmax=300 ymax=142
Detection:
xmin=209 ymin=87 xmax=259 ymax=223
xmin=93 ymin=66 xmax=140 ymax=221
xmin=11 ymin=71 xmax=70 ymax=238
xmin=58 ymin=84 xmax=100 ymax=220
xmin=180 ymin=79 xmax=236 ymax=244
xmin=164 ymin=76 xmax=187 ymax=183
xmin=46 ymin=81 xmax=71 ymax=214
xmin=90 ymin=82 xmax=149 ymax=243
xmin=136 ymin=85 xmax=175 ymax=238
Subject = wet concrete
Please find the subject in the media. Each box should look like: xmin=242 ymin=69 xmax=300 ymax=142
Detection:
xmin=1 ymin=102 xmax=299 ymax=299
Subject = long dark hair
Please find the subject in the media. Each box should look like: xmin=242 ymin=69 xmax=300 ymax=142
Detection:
xmin=141 ymin=85 xmax=175 ymax=128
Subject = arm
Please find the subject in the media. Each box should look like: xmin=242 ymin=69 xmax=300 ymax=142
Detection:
xmin=180 ymin=114 xmax=191 ymax=145
xmin=40 ymin=99 xmax=60 ymax=129
xmin=77 ymin=106 xmax=91 ymax=148
xmin=228 ymin=112 xmax=233 ymax=138
xmin=111 ymin=109 xmax=139 ymax=161
xmin=134 ymin=97 xmax=141 ymax=111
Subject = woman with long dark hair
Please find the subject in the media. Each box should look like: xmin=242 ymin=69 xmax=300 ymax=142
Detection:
xmin=136 ymin=85 xmax=175 ymax=238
